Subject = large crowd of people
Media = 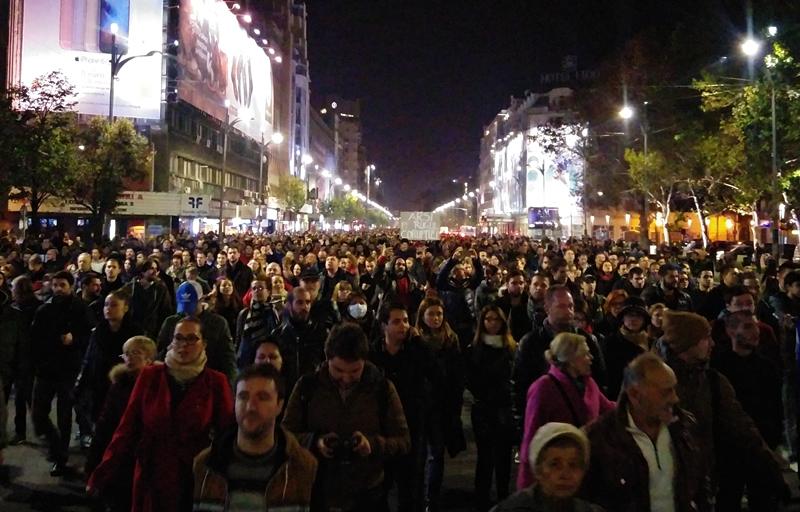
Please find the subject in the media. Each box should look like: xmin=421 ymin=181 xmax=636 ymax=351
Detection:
xmin=0 ymin=227 xmax=797 ymax=511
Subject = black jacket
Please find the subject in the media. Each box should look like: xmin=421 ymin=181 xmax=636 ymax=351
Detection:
xmin=31 ymin=295 xmax=93 ymax=380
xmin=77 ymin=315 xmax=143 ymax=419
xmin=225 ymin=259 xmax=254 ymax=299
xmin=271 ymin=314 xmax=329 ymax=395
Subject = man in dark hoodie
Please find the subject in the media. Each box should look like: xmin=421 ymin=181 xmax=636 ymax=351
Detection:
xmin=436 ymin=246 xmax=483 ymax=351
xmin=31 ymin=270 xmax=93 ymax=475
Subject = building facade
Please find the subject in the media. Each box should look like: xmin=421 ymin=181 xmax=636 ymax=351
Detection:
xmin=478 ymin=87 xmax=585 ymax=236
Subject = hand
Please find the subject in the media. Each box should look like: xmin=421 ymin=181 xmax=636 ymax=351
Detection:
xmin=61 ymin=333 xmax=74 ymax=346
xmin=453 ymin=247 xmax=464 ymax=260
xmin=316 ymin=433 xmax=338 ymax=459
xmin=351 ymin=431 xmax=371 ymax=457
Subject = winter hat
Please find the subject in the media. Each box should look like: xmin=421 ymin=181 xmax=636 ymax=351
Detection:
xmin=528 ymin=422 xmax=590 ymax=470
xmin=619 ymin=296 xmax=650 ymax=323
xmin=176 ymin=280 xmax=203 ymax=316
xmin=661 ymin=310 xmax=711 ymax=354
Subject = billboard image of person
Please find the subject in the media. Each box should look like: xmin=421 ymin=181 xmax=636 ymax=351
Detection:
xmin=176 ymin=0 xmax=274 ymax=141
xmin=16 ymin=0 xmax=163 ymax=119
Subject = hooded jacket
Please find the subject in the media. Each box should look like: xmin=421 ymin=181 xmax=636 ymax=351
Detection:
xmin=193 ymin=425 xmax=318 ymax=511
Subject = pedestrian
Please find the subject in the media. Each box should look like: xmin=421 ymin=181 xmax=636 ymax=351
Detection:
xmin=31 ymin=270 xmax=93 ymax=476
xmin=235 ymin=277 xmax=280 ymax=369
xmin=492 ymin=422 xmax=602 ymax=512
xmin=517 ymin=332 xmax=614 ymax=490
xmin=211 ymin=277 xmax=243 ymax=338
xmin=8 ymin=275 xmax=40 ymax=446
xmin=466 ymin=305 xmax=516 ymax=511
xmin=85 ymin=336 xmax=157 ymax=512
xmin=282 ymin=322 xmax=411 ymax=511
xmin=193 ymin=364 xmax=318 ymax=511
xmin=602 ymin=296 xmax=651 ymax=399
xmin=581 ymin=353 xmax=711 ymax=511
xmin=87 ymin=317 xmax=235 ymax=512
xmin=415 ymin=296 xmax=466 ymax=511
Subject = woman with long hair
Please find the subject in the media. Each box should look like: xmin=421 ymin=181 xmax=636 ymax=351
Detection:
xmin=415 ymin=297 xmax=465 ymax=511
xmin=331 ymin=280 xmax=354 ymax=321
xmin=87 ymin=318 xmax=234 ymax=512
xmin=466 ymin=305 xmax=517 ymax=511
xmin=595 ymin=289 xmax=628 ymax=337
xmin=210 ymin=277 xmax=242 ymax=337
xmin=8 ymin=275 xmax=41 ymax=444
xmin=517 ymin=333 xmax=614 ymax=491
xmin=647 ymin=302 xmax=667 ymax=342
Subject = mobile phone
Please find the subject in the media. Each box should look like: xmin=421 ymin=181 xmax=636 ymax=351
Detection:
xmin=649 ymin=245 xmax=657 ymax=256
xmin=99 ymin=0 xmax=130 ymax=54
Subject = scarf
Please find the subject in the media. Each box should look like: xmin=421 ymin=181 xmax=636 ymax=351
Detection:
xmin=620 ymin=326 xmax=650 ymax=351
xmin=165 ymin=348 xmax=208 ymax=383
xmin=243 ymin=301 xmax=273 ymax=342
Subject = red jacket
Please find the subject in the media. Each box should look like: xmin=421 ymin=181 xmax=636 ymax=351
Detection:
xmin=88 ymin=364 xmax=234 ymax=512
xmin=517 ymin=364 xmax=615 ymax=490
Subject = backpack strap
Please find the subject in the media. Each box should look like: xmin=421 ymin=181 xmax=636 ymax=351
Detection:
xmin=547 ymin=374 xmax=583 ymax=426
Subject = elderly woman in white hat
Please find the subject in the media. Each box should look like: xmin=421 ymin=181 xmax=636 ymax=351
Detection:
xmin=492 ymin=422 xmax=603 ymax=511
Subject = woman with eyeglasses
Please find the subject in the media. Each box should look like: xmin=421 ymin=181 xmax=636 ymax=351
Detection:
xmin=85 ymin=335 xmax=156 ymax=512
xmin=87 ymin=317 xmax=234 ymax=512
xmin=75 ymin=289 xmax=143 ymax=446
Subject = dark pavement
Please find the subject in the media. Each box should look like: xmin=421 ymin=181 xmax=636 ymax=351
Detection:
xmin=2 ymin=393 xmax=800 ymax=511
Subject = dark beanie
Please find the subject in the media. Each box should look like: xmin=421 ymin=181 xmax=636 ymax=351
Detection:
xmin=661 ymin=310 xmax=711 ymax=354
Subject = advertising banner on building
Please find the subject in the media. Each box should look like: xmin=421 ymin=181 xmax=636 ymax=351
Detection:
xmin=399 ymin=212 xmax=441 ymax=241
xmin=15 ymin=0 xmax=164 ymax=119
xmin=177 ymin=0 xmax=274 ymax=141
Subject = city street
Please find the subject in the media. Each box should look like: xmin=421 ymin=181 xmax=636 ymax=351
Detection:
xmin=4 ymin=393 xmax=800 ymax=511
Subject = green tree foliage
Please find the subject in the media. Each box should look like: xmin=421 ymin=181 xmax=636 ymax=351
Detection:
xmin=71 ymin=118 xmax=151 ymax=241
xmin=272 ymin=175 xmax=307 ymax=213
xmin=2 ymin=71 xmax=79 ymax=230
xmin=320 ymin=195 xmax=366 ymax=223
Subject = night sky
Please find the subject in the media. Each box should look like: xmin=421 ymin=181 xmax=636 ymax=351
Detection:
xmin=306 ymin=1 xmax=755 ymax=211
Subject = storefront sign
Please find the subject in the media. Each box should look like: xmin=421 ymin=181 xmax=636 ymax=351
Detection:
xmin=8 ymin=191 xmax=216 ymax=217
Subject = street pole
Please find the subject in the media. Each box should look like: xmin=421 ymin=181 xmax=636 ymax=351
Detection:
xmin=771 ymin=83 xmax=780 ymax=259
xmin=219 ymin=109 xmax=229 ymax=237
xmin=109 ymin=32 xmax=116 ymax=121
xmin=640 ymin=103 xmax=650 ymax=248
xmin=366 ymin=165 xmax=371 ymax=203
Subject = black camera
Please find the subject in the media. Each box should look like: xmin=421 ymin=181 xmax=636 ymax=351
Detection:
xmin=325 ymin=434 xmax=357 ymax=463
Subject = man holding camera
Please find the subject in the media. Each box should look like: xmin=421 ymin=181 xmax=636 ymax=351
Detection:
xmin=283 ymin=323 xmax=411 ymax=511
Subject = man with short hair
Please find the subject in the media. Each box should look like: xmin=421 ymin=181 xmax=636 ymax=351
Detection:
xmin=691 ymin=269 xmax=717 ymax=320
xmin=271 ymin=287 xmax=329 ymax=394
xmin=225 ymin=245 xmax=254 ymax=299
xmin=612 ymin=266 xmax=646 ymax=297
xmin=704 ymin=265 xmax=741 ymax=320
xmin=494 ymin=270 xmax=530 ymax=342
xmin=31 ymin=271 xmax=93 ymax=475
xmin=526 ymin=272 xmax=550 ymax=329
xmin=582 ymin=353 xmax=711 ymax=511
xmin=580 ymin=274 xmax=604 ymax=326
xmin=299 ymin=268 xmax=337 ymax=329
xmin=124 ymin=257 xmax=173 ymax=339
xmin=712 ymin=311 xmax=782 ymax=510
xmin=710 ymin=285 xmax=781 ymax=371
xmin=236 ymin=278 xmax=280 ymax=369
xmin=474 ymin=264 xmax=501 ymax=316
xmin=193 ymin=364 xmax=318 ymax=511
xmin=101 ymin=254 xmax=125 ymax=297
xmin=655 ymin=310 xmax=788 ymax=504
xmin=196 ymin=250 xmax=218 ymax=285
xmin=282 ymin=323 xmax=410 ymax=511
xmin=371 ymin=303 xmax=438 ymax=511
xmin=436 ymin=246 xmax=484 ymax=351
xmin=641 ymin=263 xmax=693 ymax=311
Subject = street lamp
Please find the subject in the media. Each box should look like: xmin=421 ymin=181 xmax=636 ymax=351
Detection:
xmin=619 ymin=100 xmax=650 ymax=245
xmin=217 ymin=100 xmax=251 ymax=236
xmin=258 ymin=129 xmax=283 ymax=209
xmin=108 ymin=22 xmax=162 ymax=121
xmin=618 ymin=105 xmax=634 ymax=120
xmin=742 ymin=33 xmax=779 ymax=257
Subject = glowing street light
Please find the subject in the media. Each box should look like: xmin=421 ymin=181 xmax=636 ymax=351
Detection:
xmin=740 ymin=37 xmax=762 ymax=57
xmin=270 ymin=132 xmax=284 ymax=145
xmin=618 ymin=105 xmax=634 ymax=120
xmin=321 ymin=169 xmax=332 ymax=179
xmin=768 ymin=26 xmax=778 ymax=37
xmin=334 ymin=177 xmax=342 ymax=186
xmin=597 ymin=190 xmax=604 ymax=197
xmin=109 ymin=22 xmax=119 ymax=35
xmin=343 ymin=184 xmax=351 ymax=192
xmin=301 ymin=154 xmax=313 ymax=165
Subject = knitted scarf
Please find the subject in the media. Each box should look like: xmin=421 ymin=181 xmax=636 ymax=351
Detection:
xmin=243 ymin=301 xmax=273 ymax=342
xmin=165 ymin=348 xmax=208 ymax=383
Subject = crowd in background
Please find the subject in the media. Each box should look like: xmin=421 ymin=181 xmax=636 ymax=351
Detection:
xmin=0 ymin=227 xmax=797 ymax=511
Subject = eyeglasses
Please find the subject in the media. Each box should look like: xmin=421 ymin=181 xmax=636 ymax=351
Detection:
xmin=172 ymin=334 xmax=201 ymax=347
xmin=120 ymin=349 xmax=144 ymax=359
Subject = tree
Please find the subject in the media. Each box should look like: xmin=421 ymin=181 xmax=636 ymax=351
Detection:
xmin=271 ymin=175 xmax=307 ymax=214
xmin=320 ymin=195 xmax=366 ymax=224
xmin=2 ymin=71 xmax=79 ymax=231
xmin=71 ymin=118 xmax=151 ymax=242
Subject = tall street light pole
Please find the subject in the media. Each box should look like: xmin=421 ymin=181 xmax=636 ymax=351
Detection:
xmin=742 ymin=34 xmax=780 ymax=258
xmin=108 ymin=22 xmax=161 ymax=121
xmin=619 ymin=102 xmax=650 ymax=247
xmin=258 ymin=131 xmax=284 ymax=203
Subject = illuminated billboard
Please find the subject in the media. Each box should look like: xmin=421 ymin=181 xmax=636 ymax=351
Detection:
xmin=177 ymin=0 xmax=274 ymax=141
xmin=16 ymin=0 xmax=164 ymax=119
